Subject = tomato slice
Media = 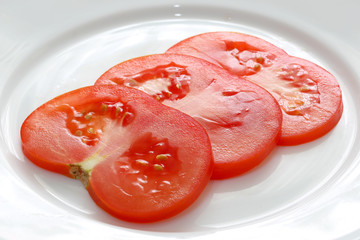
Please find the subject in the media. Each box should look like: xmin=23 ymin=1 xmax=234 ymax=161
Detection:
xmin=166 ymin=31 xmax=343 ymax=145
xmin=21 ymin=85 xmax=213 ymax=222
xmin=248 ymin=55 xmax=343 ymax=144
xmin=95 ymin=54 xmax=282 ymax=179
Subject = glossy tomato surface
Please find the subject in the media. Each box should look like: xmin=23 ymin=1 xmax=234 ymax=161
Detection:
xmin=21 ymin=85 xmax=213 ymax=222
xmin=166 ymin=32 xmax=343 ymax=145
xmin=95 ymin=54 xmax=282 ymax=179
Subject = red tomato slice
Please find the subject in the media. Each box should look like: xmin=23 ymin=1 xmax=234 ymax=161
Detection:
xmin=21 ymin=85 xmax=213 ymax=222
xmin=166 ymin=31 xmax=343 ymax=145
xmin=247 ymin=55 xmax=343 ymax=144
xmin=95 ymin=54 xmax=282 ymax=179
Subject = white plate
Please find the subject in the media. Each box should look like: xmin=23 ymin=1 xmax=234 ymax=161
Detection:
xmin=1 ymin=0 xmax=360 ymax=239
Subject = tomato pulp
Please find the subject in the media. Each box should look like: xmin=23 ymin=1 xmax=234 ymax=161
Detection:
xmin=95 ymin=54 xmax=282 ymax=179
xmin=21 ymin=85 xmax=213 ymax=222
xmin=166 ymin=32 xmax=343 ymax=145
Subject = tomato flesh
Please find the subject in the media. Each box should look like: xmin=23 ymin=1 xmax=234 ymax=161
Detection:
xmin=95 ymin=54 xmax=282 ymax=179
xmin=21 ymin=85 xmax=213 ymax=222
xmin=166 ymin=31 xmax=343 ymax=145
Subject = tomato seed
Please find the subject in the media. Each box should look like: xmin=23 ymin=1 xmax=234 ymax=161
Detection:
xmin=129 ymin=79 xmax=139 ymax=86
xmin=153 ymin=164 xmax=164 ymax=171
xmin=136 ymin=159 xmax=149 ymax=166
xmin=84 ymin=113 xmax=93 ymax=120
xmin=299 ymin=86 xmax=309 ymax=92
xmin=75 ymin=130 xmax=83 ymax=136
xmin=116 ymin=107 xmax=121 ymax=117
xmin=87 ymin=128 xmax=95 ymax=134
xmin=156 ymin=154 xmax=168 ymax=161
xmin=253 ymin=64 xmax=261 ymax=71
xmin=101 ymin=103 xmax=108 ymax=112
xmin=256 ymin=56 xmax=264 ymax=64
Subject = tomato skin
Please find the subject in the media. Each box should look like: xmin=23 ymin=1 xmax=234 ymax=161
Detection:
xmin=166 ymin=32 xmax=343 ymax=145
xmin=21 ymin=85 xmax=213 ymax=222
xmin=95 ymin=53 xmax=282 ymax=179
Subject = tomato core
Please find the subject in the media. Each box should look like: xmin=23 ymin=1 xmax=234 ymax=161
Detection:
xmin=59 ymin=102 xmax=134 ymax=145
xmin=110 ymin=62 xmax=191 ymax=102
xmin=276 ymin=64 xmax=320 ymax=117
xmin=224 ymin=40 xmax=276 ymax=75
